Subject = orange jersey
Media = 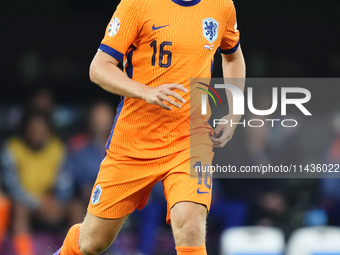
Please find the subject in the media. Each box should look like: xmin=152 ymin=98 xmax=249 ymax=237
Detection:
xmin=99 ymin=0 xmax=240 ymax=158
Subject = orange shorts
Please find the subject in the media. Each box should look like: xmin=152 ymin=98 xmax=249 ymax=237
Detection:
xmin=87 ymin=145 xmax=214 ymax=224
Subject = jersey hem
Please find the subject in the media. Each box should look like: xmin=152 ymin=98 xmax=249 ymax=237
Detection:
xmin=106 ymin=139 xmax=214 ymax=159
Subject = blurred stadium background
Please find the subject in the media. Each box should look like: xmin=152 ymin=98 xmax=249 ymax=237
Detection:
xmin=1 ymin=0 xmax=340 ymax=255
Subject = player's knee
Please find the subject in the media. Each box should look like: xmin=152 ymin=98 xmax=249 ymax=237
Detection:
xmin=172 ymin=211 xmax=206 ymax=239
xmin=78 ymin=238 xmax=110 ymax=255
xmin=177 ymin=217 xmax=205 ymax=238
xmin=171 ymin=202 xmax=207 ymax=245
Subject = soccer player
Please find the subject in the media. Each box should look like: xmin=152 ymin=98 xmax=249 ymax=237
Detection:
xmin=54 ymin=0 xmax=245 ymax=254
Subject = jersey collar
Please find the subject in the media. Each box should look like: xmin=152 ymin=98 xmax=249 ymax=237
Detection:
xmin=171 ymin=0 xmax=201 ymax=7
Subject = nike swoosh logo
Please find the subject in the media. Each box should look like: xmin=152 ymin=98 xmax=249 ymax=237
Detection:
xmin=196 ymin=188 xmax=209 ymax=194
xmin=152 ymin=24 xmax=170 ymax=30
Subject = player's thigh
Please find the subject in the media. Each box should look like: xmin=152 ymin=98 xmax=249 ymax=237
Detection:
xmin=162 ymin=145 xmax=214 ymax=224
xmin=88 ymin=150 xmax=160 ymax=219
xmin=79 ymin=211 xmax=129 ymax=251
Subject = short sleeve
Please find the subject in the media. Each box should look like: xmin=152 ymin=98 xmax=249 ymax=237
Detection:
xmin=99 ymin=0 xmax=141 ymax=62
xmin=219 ymin=0 xmax=240 ymax=54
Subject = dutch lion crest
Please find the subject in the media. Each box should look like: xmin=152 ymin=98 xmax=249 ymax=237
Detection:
xmin=203 ymin=18 xmax=219 ymax=44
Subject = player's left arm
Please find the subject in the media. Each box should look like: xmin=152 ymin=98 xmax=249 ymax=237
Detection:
xmin=210 ymin=45 xmax=246 ymax=148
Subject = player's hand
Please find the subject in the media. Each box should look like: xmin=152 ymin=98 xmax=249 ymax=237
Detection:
xmin=210 ymin=115 xmax=241 ymax=148
xmin=142 ymin=83 xmax=188 ymax=111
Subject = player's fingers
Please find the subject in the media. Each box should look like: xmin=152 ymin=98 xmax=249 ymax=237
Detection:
xmin=214 ymin=142 xmax=227 ymax=148
xmin=211 ymin=138 xmax=228 ymax=148
xmin=210 ymin=132 xmax=231 ymax=144
xmin=210 ymin=137 xmax=222 ymax=144
xmin=212 ymin=140 xmax=223 ymax=148
xmin=156 ymin=99 xmax=172 ymax=111
xmin=166 ymin=83 xmax=188 ymax=93
xmin=211 ymin=133 xmax=232 ymax=148
xmin=165 ymin=90 xmax=186 ymax=104
xmin=210 ymin=136 xmax=224 ymax=148
xmin=212 ymin=124 xmax=224 ymax=137
xmin=158 ymin=94 xmax=181 ymax=108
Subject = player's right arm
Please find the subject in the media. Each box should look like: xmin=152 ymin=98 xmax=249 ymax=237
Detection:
xmin=89 ymin=51 xmax=186 ymax=111
xmin=89 ymin=0 xmax=186 ymax=111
